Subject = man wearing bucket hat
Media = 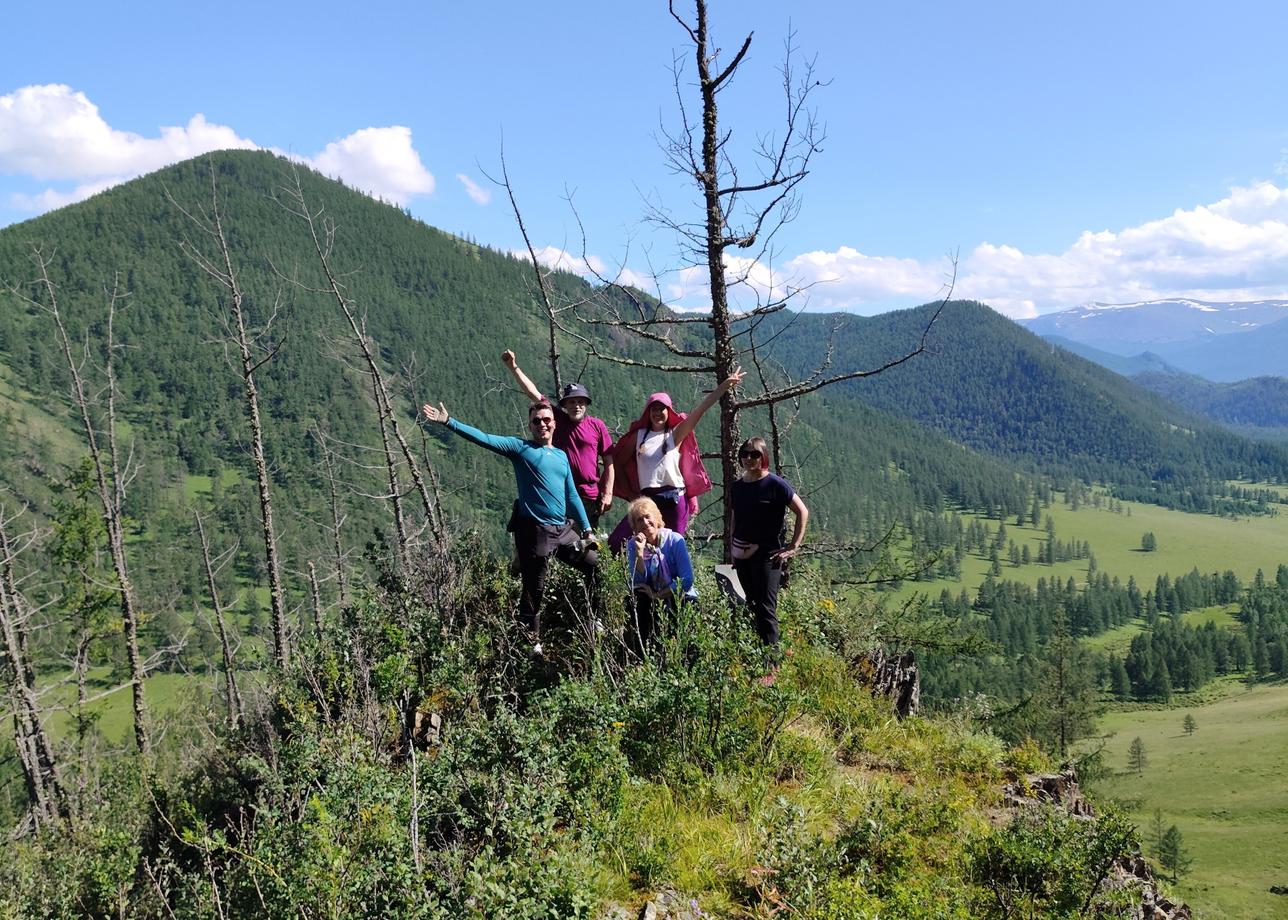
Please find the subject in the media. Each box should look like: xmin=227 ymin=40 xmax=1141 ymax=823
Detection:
xmin=502 ymin=350 xmax=615 ymax=528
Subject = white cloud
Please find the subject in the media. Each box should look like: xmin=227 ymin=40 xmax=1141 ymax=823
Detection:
xmin=513 ymin=245 xmax=614 ymax=279
xmin=680 ymin=180 xmax=1288 ymax=319
xmin=309 ymin=126 xmax=434 ymax=206
xmin=0 ymin=84 xmax=256 ymax=180
xmin=457 ymin=172 xmax=491 ymax=205
xmin=957 ymin=181 xmax=1288 ymax=317
xmin=1 ymin=84 xmax=438 ymax=215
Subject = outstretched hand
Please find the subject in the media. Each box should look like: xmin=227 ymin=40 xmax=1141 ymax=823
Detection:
xmin=421 ymin=402 xmax=450 ymax=425
xmin=723 ymin=366 xmax=746 ymax=391
xmin=501 ymin=350 xmax=517 ymax=370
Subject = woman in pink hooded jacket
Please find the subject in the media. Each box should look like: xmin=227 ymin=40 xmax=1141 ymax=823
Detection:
xmin=607 ymin=368 xmax=744 ymax=551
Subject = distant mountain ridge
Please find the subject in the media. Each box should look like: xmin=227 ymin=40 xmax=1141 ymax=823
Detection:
xmin=1040 ymin=336 xmax=1181 ymax=378
xmin=1020 ymin=298 xmax=1288 ymax=380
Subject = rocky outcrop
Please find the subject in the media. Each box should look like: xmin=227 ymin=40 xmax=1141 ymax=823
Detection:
xmin=1002 ymin=768 xmax=1191 ymax=920
xmin=857 ymin=648 xmax=920 ymax=717
xmin=1003 ymin=769 xmax=1094 ymax=817
xmin=1105 ymin=856 xmax=1192 ymax=920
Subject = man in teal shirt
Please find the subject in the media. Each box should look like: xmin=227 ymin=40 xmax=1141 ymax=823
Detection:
xmin=422 ymin=398 xmax=595 ymax=653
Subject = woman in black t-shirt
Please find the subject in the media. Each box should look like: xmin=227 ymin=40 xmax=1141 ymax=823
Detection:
xmin=728 ymin=437 xmax=809 ymax=672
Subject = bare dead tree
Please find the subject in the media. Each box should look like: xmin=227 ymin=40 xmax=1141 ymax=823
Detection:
xmin=10 ymin=253 xmax=152 ymax=755
xmin=485 ymin=148 xmax=595 ymax=393
xmin=194 ymin=511 xmax=243 ymax=729
xmin=310 ymin=425 xmax=351 ymax=605
xmin=567 ymin=1 xmax=949 ymax=554
xmin=306 ymin=561 xmax=324 ymax=643
xmin=0 ymin=504 xmax=67 ymax=827
xmin=396 ymin=357 xmax=449 ymax=542
xmin=170 ymin=162 xmax=291 ymax=670
xmin=277 ymin=171 xmax=447 ymax=560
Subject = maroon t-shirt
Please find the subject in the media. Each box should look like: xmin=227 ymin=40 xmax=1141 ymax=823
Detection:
xmin=553 ymin=407 xmax=613 ymax=501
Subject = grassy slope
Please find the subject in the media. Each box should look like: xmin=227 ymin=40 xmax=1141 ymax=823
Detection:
xmin=1092 ymin=680 xmax=1288 ymax=920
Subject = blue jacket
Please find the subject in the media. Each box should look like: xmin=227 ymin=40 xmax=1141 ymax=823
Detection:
xmin=626 ymin=528 xmax=696 ymax=599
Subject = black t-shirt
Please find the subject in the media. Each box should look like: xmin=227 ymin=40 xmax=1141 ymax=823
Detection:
xmin=730 ymin=473 xmax=795 ymax=549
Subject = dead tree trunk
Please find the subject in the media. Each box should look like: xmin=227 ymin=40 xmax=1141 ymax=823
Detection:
xmin=172 ymin=164 xmax=291 ymax=669
xmin=194 ymin=511 xmax=243 ymax=729
xmin=307 ymin=561 xmax=324 ymax=643
xmin=24 ymin=255 xmax=151 ymax=755
xmin=281 ymin=175 xmax=446 ymax=557
xmin=0 ymin=507 xmax=67 ymax=825
xmin=315 ymin=430 xmax=350 ymax=605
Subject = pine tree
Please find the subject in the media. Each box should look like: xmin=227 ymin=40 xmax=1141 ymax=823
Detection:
xmin=1158 ymin=825 xmax=1193 ymax=882
xmin=1182 ymin=713 xmax=1197 ymax=736
xmin=1127 ymin=736 xmax=1148 ymax=775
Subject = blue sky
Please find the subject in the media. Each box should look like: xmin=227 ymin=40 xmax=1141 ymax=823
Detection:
xmin=4 ymin=0 xmax=1288 ymax=317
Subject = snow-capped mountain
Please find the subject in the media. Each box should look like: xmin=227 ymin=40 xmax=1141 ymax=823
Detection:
xmin=1019 ymin=299 xmax=1288 ymax=380
xmin=1020 ymin=299 xmax=1288 ymax=353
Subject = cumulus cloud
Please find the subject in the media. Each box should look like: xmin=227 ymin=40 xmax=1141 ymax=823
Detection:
xmin=678 ymin=180 xmax=1288 ymax=319
xmin=308 ymin=126 xmax=434 ymax=206
xmin=957 ymin=181 xmax=1288 ymax=317
xmin=457 ymin=172 xmax=491 ymax=206
xmin=0 ymin=85 xmax=256 ymax=180
xmin=514 ymin=245 xmax=596 ymax=275
xmin=1 ymin=84 xmax=437 ymax=215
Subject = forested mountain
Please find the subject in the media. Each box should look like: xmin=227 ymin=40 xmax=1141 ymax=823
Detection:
xmin=759 ymin=300 xmax=1288 ymax=512
xmin=1132 ymin=372 xmax=1288 ymax=444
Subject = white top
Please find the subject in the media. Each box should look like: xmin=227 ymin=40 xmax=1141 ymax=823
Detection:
xmin=637 ymin=428 xmax=684 ymax=489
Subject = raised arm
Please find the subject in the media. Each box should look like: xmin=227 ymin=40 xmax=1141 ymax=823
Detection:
xmin=773 ymin=494 xmax=810 ymax=561
xmin=501 ymin=350 xmax=544 ymax=404
xmin=672 ymin=366 xmax=745 ymax=445
xmin=422 ymin=401 xmax=521 ymax=457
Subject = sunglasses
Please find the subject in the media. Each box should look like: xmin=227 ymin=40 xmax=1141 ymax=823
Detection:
xmin=530 ymin=416 xmax=556 ymax=427
xmin=739 ymin=449 xmax=762 ymax=459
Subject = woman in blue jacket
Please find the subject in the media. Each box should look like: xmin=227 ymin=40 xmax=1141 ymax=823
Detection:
xmin=624 ymin=497 xmax=696 ymax=658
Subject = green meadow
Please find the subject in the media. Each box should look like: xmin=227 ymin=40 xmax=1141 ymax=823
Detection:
xmin=43 ymin=669 xmax=218 ymax=745
xmin=881 ymin=489 xmax=1288 ymax=608
xmin=1091 ymin=680 xmax=1288 ymax=920
xmin=1081 ymin=604 xmax=1241 ymax=657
